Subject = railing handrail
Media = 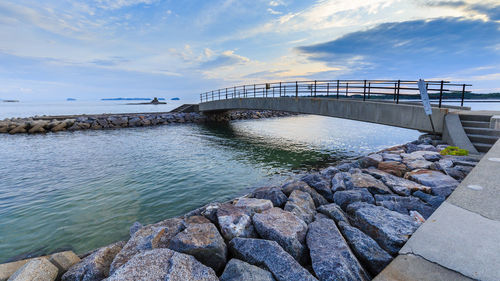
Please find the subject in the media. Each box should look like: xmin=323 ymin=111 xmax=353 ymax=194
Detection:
xmin=200 ymin=79 xmax=473 ymax=108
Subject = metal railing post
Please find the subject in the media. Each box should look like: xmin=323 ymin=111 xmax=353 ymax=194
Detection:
xmin=438 ymin=80 xmax=444 ymax=108
xmin=226 ymin=88 xmax=228 ymax=99
xmin=314 ymin=80 xmax=317 ymax=97
xmin=461 ymin=84 xmax=466 ymax=107
xmin=393 ymin=83 xmax=397 ymax=101
xmin=254 ymin=84 xmax=256 ymax=98
xmin=327 ymin=83 xmax=330 ymax=97
xmin=279 ymin=82 xmax=282 ymax=97
xmin=200 ymin=93 xmax=202 ymax=102
xmin=211 ymin=90 xmax=214 ymax=101
xmin=218 ymin=89 xmax=220 ymax=100
xmin=284 ymin=84 xmax=286 ymax=96
xmin=368 ymin=82 xmax=371 ymax=99
xmin=243 ymin=85 xmax=246 ymax=98
xmin=363 ymin=80 xmax=367 ymax=101
xmin=396 ymin=80 xmax=401 ymax=104
xmin=273 ymin=87 xmax=275 ymax=98
xmin=337 ymin=80 xmax=340 ymax=99
xmin=296 ymin=81 xmax=298 ymax=98
xmin=346 ymin=82 xmax=349 ymax=97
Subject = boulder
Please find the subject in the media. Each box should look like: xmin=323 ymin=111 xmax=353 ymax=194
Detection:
xmin=412 ymin=191 xmax=445 ymax=209
xmin=128 ymin=117 xmax=141 ymax=127
xmin=404 ymin=159 xmax=433 ymax=170
xmin=219 ymin=259 xmax=276 ymax=281
xmin=109 ymin=218 xmax=184 ymax=274
xmin=284 ymin=190 xmax=316 ymax=224
xmin=307 ymin=218 xmax=369 ymax=281
xmin=28 ymin=123 xmax=47 ymax=134
xmin=316 ymin=203 xmax=349 ymax=224
xmin=404 ymin=169 xmax=459 ymax=197
xmin=337 ymin=221 xmax=392 ymax=276
xmin=48 ymin=251 xmax=80 ymax=279
xmin=334 ymin=188 xmax=374 ymax=210
xmin=346 ymin=173 xmax=392 ymax=195
xmin=331 ymin=172 xmax=350 ymax=192
xmin=217 ymin=203 xmax=256 ymax=240
xmin=251 ymin=186 xmax=288 ymax=207
xmin=281 ymin=181 xmax=328 ymax=207
xmin=365 ymin=168 xmax=431 ymax=196
xmin=374 ymin=194 xmax=435 ymax=219
xmin=62 ymin=241 xmax=125 ymax=281
xmin=169 ymin=223 xmax=227 ymax=272
xmin=319 ymin=166 xmax=339 ymax=179
xmin=252 ymin=208 xmax=308 ymax=262
xmin=129 ymin=222 xmax=142 ymax=237
xmin=7 ymin=258 xmax=58 ymax=281
xmin=358 ymin=154 xmax=383 ymax=168
xmin=300 ymin=174 xmax=333 ymax=201
xmin=201 ymin=202 xmax=221 ymax=223
xmin=51 ymin=122 xmax=67 ymax=132
xmin=183 ymin=215 xmax=211 ymax=227
xmin=401 ymin=151 xmax=440 ymax=162
xmin=9 ymin=124 xmax=27 ymax=134
xmin=346 ymin=202 xmax=420 ymax=255
xmin=229 ymin=238 xmax=317 ymax=281
xmin=381 ymin=153 xmax=402 ymax=162
xmin=234 ymin=198 xmax=273 ymax=216
xmin=106 ymin=249 xmax=218 ymax=281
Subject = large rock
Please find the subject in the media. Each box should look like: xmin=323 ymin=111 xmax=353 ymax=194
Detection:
xmin=284 ymin=190 xmax=316 ymax=224
xmin=48 ymin=251 xmax=80 ymax=279
xmin=381 ymin=153 xmax=402 ymax=162
xmin=229 ymin=238 xmax=317 ymax=281
xmin=234 ymin=198 xmax=273 ymax=216
xmin=281 ymin=181 xmax=328 ymax=207
xmin=365 ymin=168 xmax=431 ymax=196
xmin=316 ymin=203 xmax=349 ymax=224
xmin=374 ymin=194 xmax=435 ymax=219
xmin=252 ymin=208 xmax=307 ymax=262
xmin=346 ymin=173 xmax=392 ymax=195
xmin=307 ymin=218 xmax=369 ymax=281
xmin=333 ymin=188 xmax=374 ymax=210
xmin=7 ymin=258 xmax=58 ymax=281
xmin=401 ymin=150 xmax=440 ymax=162
xmin=412 ymin=191 xmax=445 ymax=209
xmin=169 ymin=223 xmax=226 ymax=272
xmin=300 ymin=174 xmax=333 ymax=201
xmin=358 ymin=154 xmax=383 ymax=168
xmin=217 ymin=203 xmax=256 ymax=240
xmin=346 ymin=202 xmax=420 ymax=255
xmin=219 ymin=259 xmax=276 ymax=281
xmin=337 ymin=221 xmax=392 ymax=276
xmin=62 ymin=241 xmax=125 ymax=281
xmin=251 ymin=186 xmax=288 ymax=207
xmin=319 ymin=166 xmax=339 ymax=179
xmin=377 ymin=161 xmax=408 ymax=177
xmin=331 ymin=172 xmax=350 ymax=192
xmin=405 ymin=169 xmax=459 ymax=197
xmin=105 ymin=249 xmax=218 ymax=281
xmin=404 ymin=159 xmax=433 ymax=170
xmin=109 ymin=218 xmax=184 ymax=274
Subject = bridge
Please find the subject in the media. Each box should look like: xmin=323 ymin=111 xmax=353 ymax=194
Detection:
xmin=198 ymin=79 xmax=500 ymax=154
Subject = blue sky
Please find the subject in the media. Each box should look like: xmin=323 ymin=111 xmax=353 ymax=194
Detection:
xmin=0 ymin=0 xmax=499 ymax=101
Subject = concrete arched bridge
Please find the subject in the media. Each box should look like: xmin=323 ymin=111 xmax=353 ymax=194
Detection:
xmin=197 ymin=79 xmax=500 ymax=154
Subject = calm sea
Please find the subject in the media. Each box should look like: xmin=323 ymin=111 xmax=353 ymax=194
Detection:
xmin=0 ymin=100 xmax=497 ymax=262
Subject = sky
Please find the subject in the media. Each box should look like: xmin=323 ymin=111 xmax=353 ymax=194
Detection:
xmin=0 ymin=0 xmax=499 ymax=102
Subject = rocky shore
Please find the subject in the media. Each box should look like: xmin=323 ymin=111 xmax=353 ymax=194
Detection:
xmin=2 ymin=136 xmax=480 ymax=281
xmin=0 ymin=110 xmax=295 ymax=134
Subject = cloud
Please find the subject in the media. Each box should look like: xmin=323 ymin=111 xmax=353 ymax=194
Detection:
xmin=421 ymin=0 xmax=500 ymax=21
xmin=297 ymin=18 xmax=500 ymax=78
xmin=200 ymin=51 xmax=250 ymax=69
xmin=94 ymin=0 xmax=159 ymax=10
xmin=269 ymin=0 xmax=285 ymax=7
xmin=267 ymin=8 xmax=282 ymax=15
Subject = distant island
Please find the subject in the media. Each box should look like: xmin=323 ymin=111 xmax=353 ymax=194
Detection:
xmin=66 ymin=98 xmax=77 ymax=101
xmin=101 ymin=97 xmax=166 ymax=101
xmin=171 ymin=97 xmax=180 ymax=100
xmin=2 ymin=99 xmax=19 ymax=103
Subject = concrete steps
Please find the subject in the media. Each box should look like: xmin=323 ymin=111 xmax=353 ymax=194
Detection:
xmin=170 ymin=104 xmax=199 ymax=113
xmin=460 ymin=114 xmax=500 ymax=153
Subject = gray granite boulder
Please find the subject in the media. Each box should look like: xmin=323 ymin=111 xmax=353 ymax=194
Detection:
xmin=252 ymin=208 xmax=308 ymax=262
xmin=284 ymin=190 xmax=316 ymax=224
xmin=377 ymin=161 xmax=408 ymax=177
xmin=217 ymin=203 xmax=256 ymax=240
xmin=62 ymin=241 xmax=125 ymax=281
xmin=405 ymin=159 xmax=433 ymax=170
xmin=307 ymin=218 xmax=369 ymax=281
xmin=129 ymin=222 xmax=142 ymax=237
xmin=234 ymin=198 xmax=273 ymax=216
xmin=319 ymin=166 xmax=339 ymax=179
xmin=331 ymin=172 xmax=349 ymax=192
xmin=346 ymin=173 xmax=392 ymax=195
xmin=281 ymin=181 xmax=328 ymax=207
xmin=105 ymin=249 xmax=218 ymax=281
xmin=201 ymin=202 xmax=222 ymax=223
xmin=374 ymin=194 xmax=435 ymax=219
xmin=316 ymin=203 xmax=349 ymax=224
xmin=337 ymin=221 xmax=392 ymax=276
xmin=229 ymin=238 xmax=317 ymax=281
xmin=358 ymin=154 xmax=383 ymax=168
xmin=412 ymin=191 xmax=445 ymax=209
xmin=109 ymin=218 xmax=184 ymax=274
xmin=300 ymin=174 xmax=333 ymax=201
xmin=404 ymin=169 xmax=459 ymax=197
xmin=346 ymin=202 xmax=420 ymax=255
xmin=168 ymin=223 xmax=227 ymax=272
xmin=334 ymin=188 xmax=374 ymax=210
xmin=381 ymin=153 xmax=402 ymax=162
xmin=365 ymin=168 xmax=431 ymax=196
xmin=251 ymin=186 xmax=288 ymax=207
xmin=8 ymin=258 xmax=58 ymax=281
xmin=219 ymin=259 xmax=276 ymax=281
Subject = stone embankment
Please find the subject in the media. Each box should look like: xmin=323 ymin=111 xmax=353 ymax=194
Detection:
xmin=0 ymin=110 xmax=295 ymax=134
xmin=1 ymin=136 xmax=480 ymax=281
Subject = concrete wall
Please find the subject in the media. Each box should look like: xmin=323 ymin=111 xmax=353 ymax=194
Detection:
xmin=199 ymin=97 xmax=449 ymax=133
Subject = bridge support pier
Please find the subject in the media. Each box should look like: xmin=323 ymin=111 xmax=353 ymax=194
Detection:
xmin=203 ymin=110 xmax=231 ymax=122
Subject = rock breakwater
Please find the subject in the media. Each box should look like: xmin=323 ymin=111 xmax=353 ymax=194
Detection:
xmin=0 ymin=110 xmax=295 ymax=135
xmin=1 ymin=136 xmax=480 ymax=281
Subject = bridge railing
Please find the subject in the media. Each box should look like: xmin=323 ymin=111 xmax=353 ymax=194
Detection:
xmin=200 ymin=80 xmax=472 ymax=108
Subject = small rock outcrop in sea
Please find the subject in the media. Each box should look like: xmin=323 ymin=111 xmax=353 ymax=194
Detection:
xmin=0 ymin=110 xmax=296 ymax=135
xmin=1 ymin=135 xmax=481 ymax=281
